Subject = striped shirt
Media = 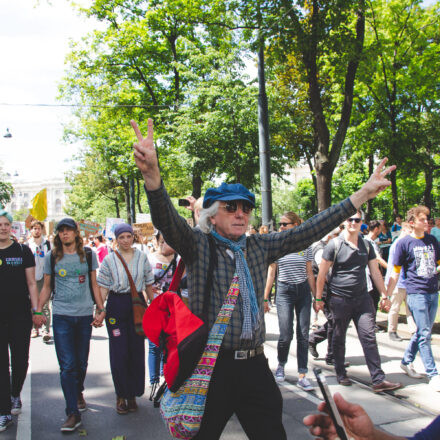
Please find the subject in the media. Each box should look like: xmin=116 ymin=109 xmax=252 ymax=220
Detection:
xmin=97 ymin=248 xmax=154 ymax=292
xmin=146 ymin=183 xmax=355 ymax=350
xmin=277 ymin=247 xmax=312 ymax=284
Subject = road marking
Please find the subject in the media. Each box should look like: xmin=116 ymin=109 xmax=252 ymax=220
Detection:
xmin=17 ymin=361 xmax=31 ymax=440
xmin=280 ymin=381 xmax=322 ymax=405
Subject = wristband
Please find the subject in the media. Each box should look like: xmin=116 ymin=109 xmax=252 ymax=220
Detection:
xmin=97 ymin=308 xmax=106 ymax=314
xmin=315 ymin=298 xmax=323 ymax=302
xmin=33 ymin=311 xmax=43 ymax=315
xmin=264 ymin=299 xmax=268 ymax=302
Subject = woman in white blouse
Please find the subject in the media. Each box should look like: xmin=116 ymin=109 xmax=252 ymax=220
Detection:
xmin=97 ymin=224 xmax=154 ymax=415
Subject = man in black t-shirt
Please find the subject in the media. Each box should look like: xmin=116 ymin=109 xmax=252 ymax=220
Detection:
xmin=0 ymin=209 xmax=40 ymax=432
xmin=315 ymin=210 xmax=401 ymax=393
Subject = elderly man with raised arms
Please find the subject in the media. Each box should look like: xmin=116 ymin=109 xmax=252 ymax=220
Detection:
xmin=131 ymin=118 xmax=395 ymax=440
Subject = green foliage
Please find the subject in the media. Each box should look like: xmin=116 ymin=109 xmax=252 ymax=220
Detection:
xmin=0 ymin=166 xmax=14 ymax=206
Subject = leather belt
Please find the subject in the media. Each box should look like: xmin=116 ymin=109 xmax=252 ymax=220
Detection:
xmin=221 ymin=345 xmax=264 ymax=360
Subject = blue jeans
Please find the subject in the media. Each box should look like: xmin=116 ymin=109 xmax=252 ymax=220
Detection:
xmin=403 ymin=293 xmax=439 ymax=378
xmin=53 ymin=314 xmax=93 ymax=416
xmin=276 ymin=280 xmax=311 ymax=373
xmin=148 ymin=340 xmax=163 ymax=384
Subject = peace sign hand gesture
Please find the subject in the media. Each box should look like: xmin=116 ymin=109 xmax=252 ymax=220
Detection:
xmin=131 ymin=119 xmax=161 ymax=190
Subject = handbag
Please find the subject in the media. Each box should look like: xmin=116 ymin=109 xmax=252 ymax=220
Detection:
xmin=114 ymin=250 xmax=147 ymax=337
xmin=159 ymin=274 xmax=240 ymax=439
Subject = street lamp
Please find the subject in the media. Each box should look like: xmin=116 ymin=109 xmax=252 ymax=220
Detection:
xmin=3 ymin=128 xmax=12 ymax=138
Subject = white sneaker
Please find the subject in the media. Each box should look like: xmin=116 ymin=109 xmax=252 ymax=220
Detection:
xmin=275 ymin=364 xmax=285 ymax=383
xmin=297 ymin=377 xmax=313 ymax=391
xmin=429 ymin=375 xmax=440 ymax=392
xmin=400 ymin=362 xmax=423 ymax=379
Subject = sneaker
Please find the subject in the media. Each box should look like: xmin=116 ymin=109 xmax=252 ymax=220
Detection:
xmin=31 ymin=329 xmax=39 ymax=338
xmin=275 ymin=364 xmax=285 ymax=383
xmin=389 ymin=332 xmax=403 ymax=342
xmin=11 ymin=396 xmax=22 ymax=415
xmin=297 ymin=377 xmax=313 ymax=391
xmin=338 ymin=377 xmax=352 ymax=386
xmin=400 ymin=362 xmax=423 ymax=379
xmin=77 ymin=393 xmax=87 ymax=412
xmin=309 ymin=343 xmax=319 ymax=359
xmin=42 ymin=332 xmax=51 ymax=343
xmin=372 ymin=380 xmax=401 ymax=393
xmin=0 ymin=415 xmax=12 ymax=432
xmin=429 ymin=375 xmax=440 ymax=392
xmin=325 ymin=358 xmax=350 ymax=368
xmin=60 ymin=414 xmax=81 ymax=432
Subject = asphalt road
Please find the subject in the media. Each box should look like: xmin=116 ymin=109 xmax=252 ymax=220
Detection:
xmin=4 ymin=308 xmax=439 ymax=440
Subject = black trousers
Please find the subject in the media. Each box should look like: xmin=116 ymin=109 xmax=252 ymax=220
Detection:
xmin=105 ymin=293 xmax=145 ymax=399
xmin=0 ymin=312 xmax=32 ymax=415
xmin=330 ymin=293 xmax=385 ymax=385
xmin=308 ymin=299 xmax=334 ymax=361
xmin=194 ymin=352 xmax=286 ymax=440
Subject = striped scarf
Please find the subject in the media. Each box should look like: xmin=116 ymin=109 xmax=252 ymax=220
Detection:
xmin=210 ymin=231 xmax=260 ymax=340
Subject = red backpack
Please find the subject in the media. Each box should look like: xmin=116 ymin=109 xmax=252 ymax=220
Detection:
xmin=143 ymin=235 xmax=217 ymax=393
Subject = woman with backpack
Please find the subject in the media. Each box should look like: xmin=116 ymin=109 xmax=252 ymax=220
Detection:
xmin=97 ymin=223 xmax=154 ymax=414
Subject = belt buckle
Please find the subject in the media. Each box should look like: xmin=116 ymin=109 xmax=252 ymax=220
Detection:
xmin=234 ymin=350 xmax=247 ymax=360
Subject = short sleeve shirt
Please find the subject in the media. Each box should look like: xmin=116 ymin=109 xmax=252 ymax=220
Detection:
xmin=393 ymin=234 xmax=440 ymax=294
xmin=44 ymin=250 xmax=98 ymax=316
xmin=323 ymin=236 xmax=376 ymax=298
xmin=276 ymin=247 xmax=312 ymax=284
xmin=0 ymin=241 xmax=35 ymax=315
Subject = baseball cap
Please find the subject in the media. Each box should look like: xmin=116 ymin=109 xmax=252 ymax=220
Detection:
xmin=56 ymin=218 xmax=77 ymax=231
xmin=203 ymin=183 xmax=255 ymax=209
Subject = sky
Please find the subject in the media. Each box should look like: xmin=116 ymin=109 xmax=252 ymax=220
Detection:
xmin=0 ymin=0 xmax=98 ymax=180
xmin=0 ymin=0 xmax=437 ymax=182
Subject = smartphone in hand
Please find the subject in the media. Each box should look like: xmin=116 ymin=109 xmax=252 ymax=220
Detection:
xmin=178 ymin=198 xmax=190 ymax=207
xmin=313 ymin=368 xmax=349 ymax=440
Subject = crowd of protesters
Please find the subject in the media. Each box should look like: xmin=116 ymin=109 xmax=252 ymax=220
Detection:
xmin=0 ymin=122 xmax=439 ymax=438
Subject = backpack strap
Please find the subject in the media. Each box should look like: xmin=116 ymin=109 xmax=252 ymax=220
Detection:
xmin=50 ymin=251 xmax=55 ymax=294
xmin=45 ymin=240 xmax=51 ymax=251
xmin=84 ymin=247 xmax=96 ymax=303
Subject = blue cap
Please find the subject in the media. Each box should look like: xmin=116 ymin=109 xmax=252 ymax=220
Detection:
xmin=56 ymin=218 xmax=77 ymax=231
xmin=203 ymin=183 xmax=255 ymax=209
xmin=361 ymin=223 xmax=368 ymax=232
xmin=114 ymin=223 xmax=134 ymax=238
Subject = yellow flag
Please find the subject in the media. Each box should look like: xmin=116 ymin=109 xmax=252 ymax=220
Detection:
xmin=30 ymin=189 xmax=47 ymax=221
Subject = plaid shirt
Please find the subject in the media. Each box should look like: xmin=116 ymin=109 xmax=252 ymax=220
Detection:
xmin=146 ymin=183 xmax=355 ymax=349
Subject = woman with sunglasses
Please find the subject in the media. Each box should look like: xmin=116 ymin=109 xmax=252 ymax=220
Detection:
xmin=263 ymin=212 xmax=316 ymax=391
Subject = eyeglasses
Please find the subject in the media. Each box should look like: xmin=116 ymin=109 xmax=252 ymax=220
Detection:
xmin=279 ymin=222 xmax=293 ymax=227
xmin=347 ymin=218 xmax=362 ymax=223
xmin=220 ymin=200 xmax=253 ymax=214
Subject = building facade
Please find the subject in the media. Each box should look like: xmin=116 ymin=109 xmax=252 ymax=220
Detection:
xmin=5 ymin=177 xmax=70 ymax=222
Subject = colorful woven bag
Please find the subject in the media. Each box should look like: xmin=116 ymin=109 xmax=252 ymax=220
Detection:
xmin=160 ymin=274 xmax=240 ymax=439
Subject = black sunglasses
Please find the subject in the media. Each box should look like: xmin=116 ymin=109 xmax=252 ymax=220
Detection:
xmin=279 ymin=222 xmax=293 ymax=227
xmin=347 ymin=218 xmax=362 ymax=223
xmin=221 ymin=200 xmax=253 ymax=214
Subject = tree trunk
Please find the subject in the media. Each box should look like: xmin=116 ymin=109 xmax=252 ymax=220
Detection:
xmin=365 ymin=155 xmax=374 ymax=221
xmin=315 ymin=164 xmax=332 ymax=212
xmin=114 ymin=196 xmax=120 ymax=218
xmin=390 ymin=170 xmax=399 ymax=217
xmin=121 ymin=178 xmax=131 ymax=223
xmin=423 ymin=166 xmax=433 ymax=211
xmin=136 ymin=179 xmax=143 ymax=213
xmin=192 ymin=175 xmax=202 ymax=199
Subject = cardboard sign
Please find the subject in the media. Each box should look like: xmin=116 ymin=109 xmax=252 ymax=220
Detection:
xmin=105 ymin=218 xmax=125 ymax=239
xmin=25 ymin=214 xmax=36 ymax=229
xmin=11 ymin=221 xmax=26 ymax=238
xmin=78 ymin=220 xmax=101 ymax=237
xmin=136 ymin=213 xmax=151 ymax=223
xmin=133 ymin=222 xmax=155 ymax=238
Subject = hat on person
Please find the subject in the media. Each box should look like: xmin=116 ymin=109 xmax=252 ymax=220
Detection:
xmin=360 ymin=223 xmax=368 ymax=233
xmin=114 ymin=223 xmax=134 ymax=239
xmin=0 ymin=206 xmax=13 ymax=223
xmin=56 ymin=218 xmax=77 ymax=231
xmin=203 ymin=182 xmax=255 ymax=209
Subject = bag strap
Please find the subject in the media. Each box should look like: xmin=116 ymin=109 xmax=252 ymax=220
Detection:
xmin=168 ymin=259 xmax=185 ymax=292
xmin=154 ymin=253 xmax=178 ymax=284
xmin=114 ymin=250 xmax=143 ymax=303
